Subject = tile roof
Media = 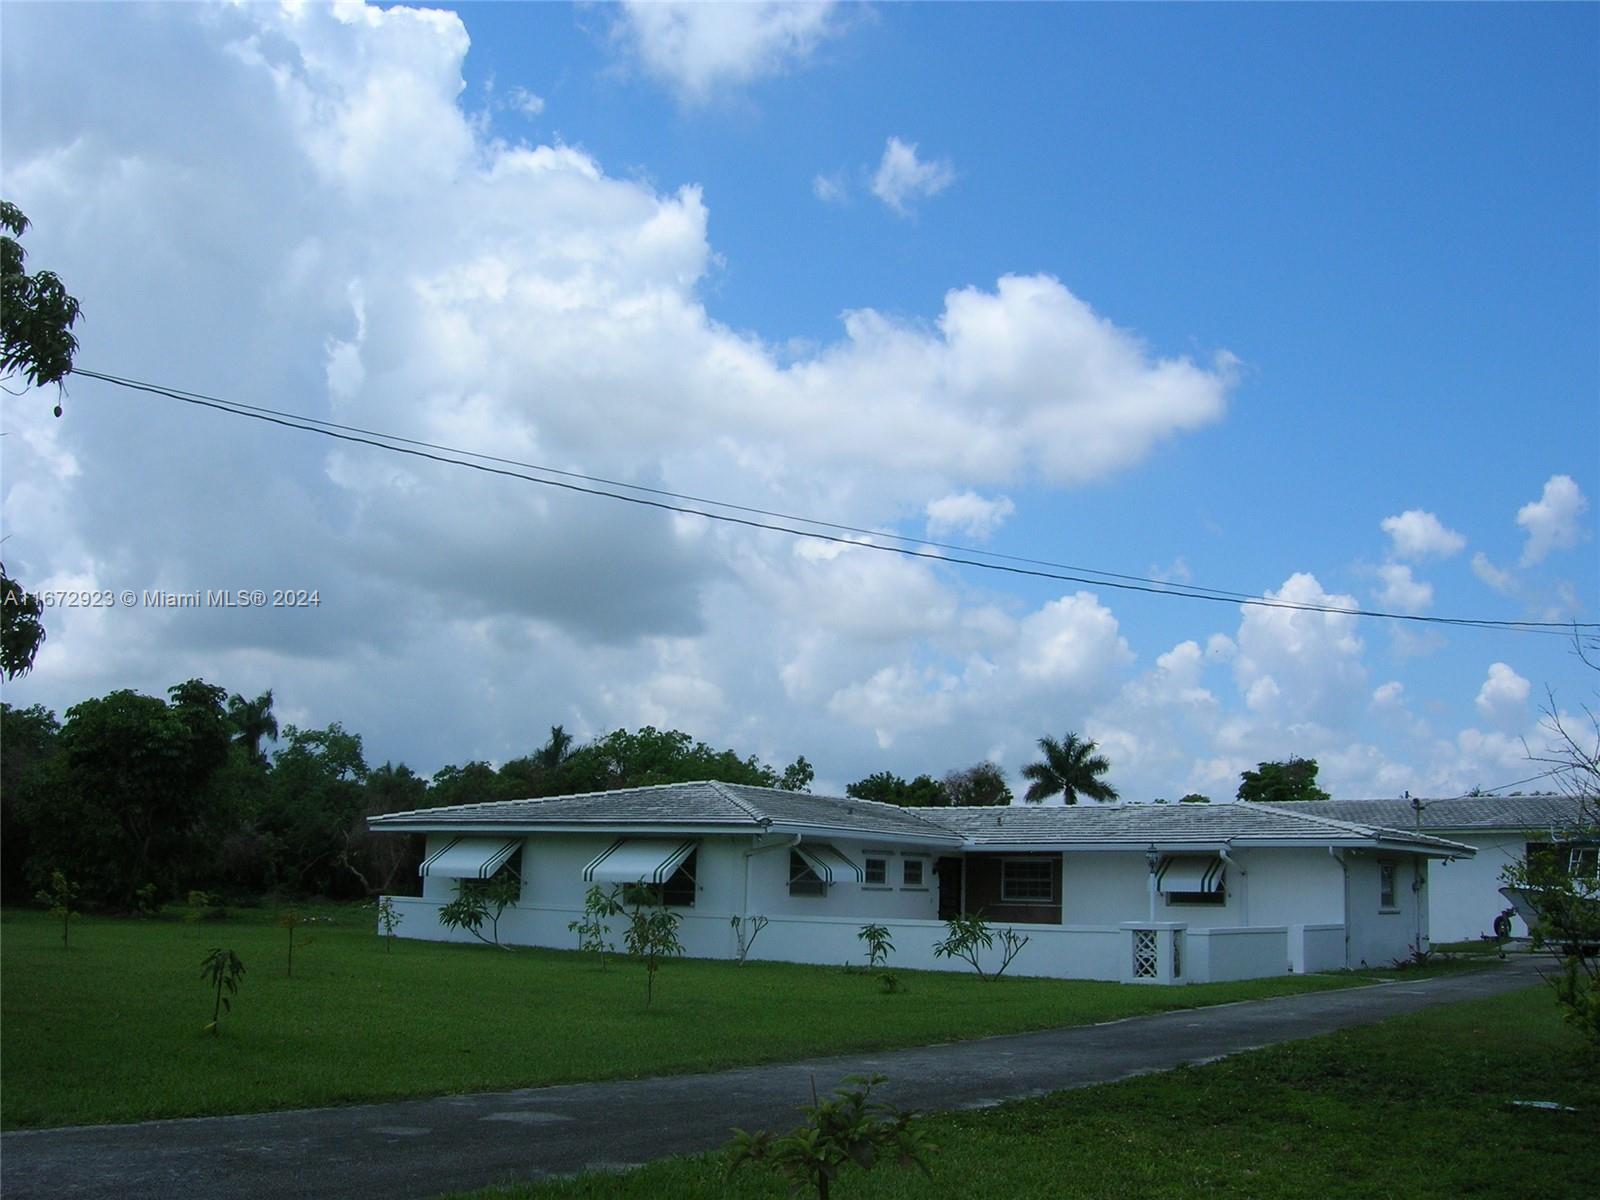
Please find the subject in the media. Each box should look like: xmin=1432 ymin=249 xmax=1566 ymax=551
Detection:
xmin=370 ymin=783 xmax=1471 ymax=852
xmin=910 ymin=801 xmax=1470 ymax=852
xmin=1271 ymin=794 xmax=1592 ymax=834
xmin=368 ymin=781 xmax=961 ymax=843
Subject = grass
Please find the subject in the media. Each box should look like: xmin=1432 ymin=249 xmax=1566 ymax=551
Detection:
xmin=1 ymin=905 xmax=1488 ymax=1130
xmin=448 ymin=986 xmax=1598 ymax=1200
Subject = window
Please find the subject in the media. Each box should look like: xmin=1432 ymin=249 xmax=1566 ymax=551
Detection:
xmin=1570 ymin=846 xmax=1598 ymax=878
xmin=789 ymin=850 xmax=826 ymax=897
xmin=1379 ymin=860 xmax=1398 ymax=911
xmin=864 ymin=856 xmax=888 ymax=886
xmin=1001 ymin=859 xmax=1053 ymax=903
xmin=902 ymin=859 xmax=925 ymax=888
xmin=622 ymin=850 xmax=697 ymax=908
xmin=1165 ymin=889 xmax=1226 ymax=907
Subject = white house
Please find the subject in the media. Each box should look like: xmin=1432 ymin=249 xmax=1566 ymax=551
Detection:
xmin=370 ymin=781 xmax=1469 ymax=983
xmin=1273 ymin=794 xmax=1593 ymax=941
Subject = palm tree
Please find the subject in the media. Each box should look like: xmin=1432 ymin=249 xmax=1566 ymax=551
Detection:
xmin=532 ymin=724 xmax=575 ymax=772
xmin=1020 ymin=732 xmax=1118 ymax=805
xmin=227 ymin=689 xmax=279 ymax=764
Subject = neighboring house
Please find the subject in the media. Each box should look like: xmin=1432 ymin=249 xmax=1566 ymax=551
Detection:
xmin=369 ymin=781 xmax=1469 ymax=983
xmin=1272 ymin=794 xmax=1593 ymax=942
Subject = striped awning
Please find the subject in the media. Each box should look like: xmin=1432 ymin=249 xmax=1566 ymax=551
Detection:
xmin=583 ymin=838 xmax=698 ymax=885
xmin=1156 ymin=855 xmax=1226 ymax=894
xmin=793 ymin=842 xmax=864 ymax=885
xmin=419 ymin=836 xmax=522 ymax=879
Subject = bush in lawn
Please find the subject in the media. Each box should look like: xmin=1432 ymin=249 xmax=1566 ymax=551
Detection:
xmin=569 ymin=885 xmax=624 ymax=969
xmin=624 ymin=901 xmax=684 ymax=1007
xmin=727 ymin=1073 xmax=933 ymax=1200
xmin=278 ymin=908 xmax=314 ymax=977
xmin=199 ymin=948 xmax=245 ymax=1036
xmin=858 ymin=923 xmax=894 ymax=970
xmin=933 ymin=913 xmax=1030 ymax=981
xmin=439 ymin=869 xmax=520 ymax=949
xmin=730 ymin=913 xmax=769 ymax=965
xmin=376 ymin=895 xmax=403 ymax=952
xmin=34 ymin=868 xmax=78 ymax=949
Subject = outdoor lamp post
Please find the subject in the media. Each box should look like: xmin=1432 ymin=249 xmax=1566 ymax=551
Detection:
xmin=1146 ymin=842 xmax=1159 ymax=921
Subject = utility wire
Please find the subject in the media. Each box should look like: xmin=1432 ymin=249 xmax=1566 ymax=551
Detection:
xmin=72 ymin=366 xmax=1597 ymax=637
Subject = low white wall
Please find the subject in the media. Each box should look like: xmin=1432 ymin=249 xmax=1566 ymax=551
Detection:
xmin=1289 ymin=923 xmax=1347 ymax=973
xmin=1187 ymin=926 xmax=1289 ymax=982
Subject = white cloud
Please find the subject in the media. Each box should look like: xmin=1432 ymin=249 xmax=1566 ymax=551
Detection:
xmin=1232 ymin=574 xmax=1366 ymax=723
xmin=1011 ymin=592 xmax=1136 ymax=695
xmin=1474 ymin=662 xmax=1531 ymax=727
xmin=1380 ymin=509 xmax=1465 ymax=560
xmin=812 ymin=172 xmax=847 ymax=205
xmin=1374 ymin=563 xmax=1433 ymax=613
xmin=1372 ymin=680 xmax=1405 ymax=708
xmin=925 ymin=491 xmax=1015 ymax=540
xmin=1517 ymin=474 xmax=1589 ymax=565
xmin=508 ymin=86 xmax=544 ymax=117
xmin=870 ymin=136 xmax=955 ymax=215
xmin=613 ymin=1 xmax=844 ymax=103
xmin=1470 ymin=551 xmax=1517 ymax=596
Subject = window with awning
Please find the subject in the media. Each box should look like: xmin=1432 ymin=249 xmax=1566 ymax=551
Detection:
xmin=584 ymin=839 xmax=698 ymax=885
xmin=419 ymin=836 xmax=523 ymax=879
xmin=792 ymin=843 xmax=864 ymax=885
xmin=1156 ymin=855 xmax=1226 ymax=904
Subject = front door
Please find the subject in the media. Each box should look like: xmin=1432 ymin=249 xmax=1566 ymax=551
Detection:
xmin=936 ymin=856 xmax=963 ymax=920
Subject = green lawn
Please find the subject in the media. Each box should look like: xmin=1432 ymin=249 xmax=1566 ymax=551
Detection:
xmin=451 ymin=986 xmax=1597 ymax=1200
xmin=0 ymin=906 xmax=1485 ymax=1130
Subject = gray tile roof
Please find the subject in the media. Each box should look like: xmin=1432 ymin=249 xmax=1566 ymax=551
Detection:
xmin=370 ymin=783 xmax=1470 ymax=853
xmin=368 ymin=781 xmax=961 ymax=843
xmin=909 ymin=801 xmax=1470 ymax=852
xmin=1270 ymin=794 xmax=1591 ymax=835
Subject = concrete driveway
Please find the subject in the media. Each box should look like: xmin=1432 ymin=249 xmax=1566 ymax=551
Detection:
xmin=1 ymin=957 xmax=1547 ymax=1200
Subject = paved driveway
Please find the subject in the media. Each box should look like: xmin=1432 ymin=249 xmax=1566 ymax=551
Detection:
xmin=1 ymin=958 xmax=1546 ymax=1200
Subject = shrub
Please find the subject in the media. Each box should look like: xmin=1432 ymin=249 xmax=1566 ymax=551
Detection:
xmin=933 ymin=913 xmax=1030 ymax=981
xmin=858 ymin=923 xmax=894 ymax=970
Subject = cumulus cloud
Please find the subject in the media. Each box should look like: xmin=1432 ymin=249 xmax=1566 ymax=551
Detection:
xmin=1380 ymin=509 xmax=1465 ymax=560
xmin=1470 ymin=551 xmax=1517 ymax=596
xmin=1231 ymin=574 xmax=1366 ymax=723
xmin=1011 ymin=592 xmax=1136 ymax=694
xmin=871 ymin=136 xmax=955 ymax=215
xmin=1474 ymin=662 xmax=1531 ymax=727
xmin=1374 ymin=563 xmax=1433 ymax=613
xmin=925 ymin=491 xmax=1015 ymax=540
xmin=613 ymin=0 xmax=844 ymax=103
xmin=1517 ymin=474 xmax=1589 ymax=565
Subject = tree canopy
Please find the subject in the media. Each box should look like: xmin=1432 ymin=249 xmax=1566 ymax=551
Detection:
xmin=1236 ymin=757 xmax=1330 ymax=805
xmin=846 ymin=771 xmax=947 ymax=808
xmin=1020 ymin=732 xmax=1118 ymax=805
xmin=1 ymin=201 xmax=82 ymax=402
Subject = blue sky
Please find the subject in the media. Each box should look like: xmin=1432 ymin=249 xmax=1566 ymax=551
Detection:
xmin=2 ymin=2 xmax=1595 ymax=801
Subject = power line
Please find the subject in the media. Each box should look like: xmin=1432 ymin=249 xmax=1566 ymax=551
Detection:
xmin=71 ymin=366 xmax=1597 ymax=637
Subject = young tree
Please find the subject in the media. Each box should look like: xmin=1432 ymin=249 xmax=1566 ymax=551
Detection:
xmin=1020 ymin=733 xmax=1118 ymax=805
xmin=34 ymin=869 xmax=79 ymax=949
xmin=727 ymin=1074 xmax=932 ymax=1200
xmin=1236 ymin=757 xmax=1330 ymax=805
xmin=624 ymin=901 xmax=685 ymax=1006
xmin=569 ymin=885 xmax=624 ymax=969
xmin=199 ymin=948 xmax=245 ymax=1036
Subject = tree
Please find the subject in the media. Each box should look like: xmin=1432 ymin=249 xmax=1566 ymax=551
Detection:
xmin=0 ymin=703 xmax=60 ymax=903
xmin=1 ymin=563 xmax=46 ymax=679
xmin=941 ymin=762 xmax=1014 ymax=807
xmin=1179 ymin=792 xmax=1211 ymax=804
xmin=531 ymin=724 xmax=574 ymax=771
xmin=260 ymin=723 xmax=368 ymax=894
xmin=555 ymin=727 xmax=782 ymax=793
xmin=1 ymin=201 xmax=83 ymax=405
xmin=846 ymin=771 xmax=946 ymax=807
xmin=1020 ymin=733 xmax=1118 ymax=805
xmin=779 ymin=755 xmax=815 ymax=793
xmin=49 ymin=681 xmax=232 ymax=904
xmin=226 ymin=690 xmax=279 ymax=764
xmin=1502 ymin=638 xmax=1600 ymax=1045
xmin=1236 ymin=757 xmax=1329 ymax=805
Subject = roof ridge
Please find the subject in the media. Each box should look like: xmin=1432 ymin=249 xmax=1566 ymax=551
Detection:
xmin=1249 ymin=802 xmax=1391 ymax=838
xmin=704 ymin=780 xmax=769 ymax=824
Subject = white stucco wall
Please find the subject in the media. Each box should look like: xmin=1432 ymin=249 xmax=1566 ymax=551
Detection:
xmin=1342 ymin=852 xmax=1428 ymax=968
xmin=1427 ymin=831 xmax=1528 ymax=941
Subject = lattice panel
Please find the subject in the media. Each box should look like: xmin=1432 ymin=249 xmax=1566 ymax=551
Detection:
xmin=1132 ymin=928 xmax=1158 ymax=979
